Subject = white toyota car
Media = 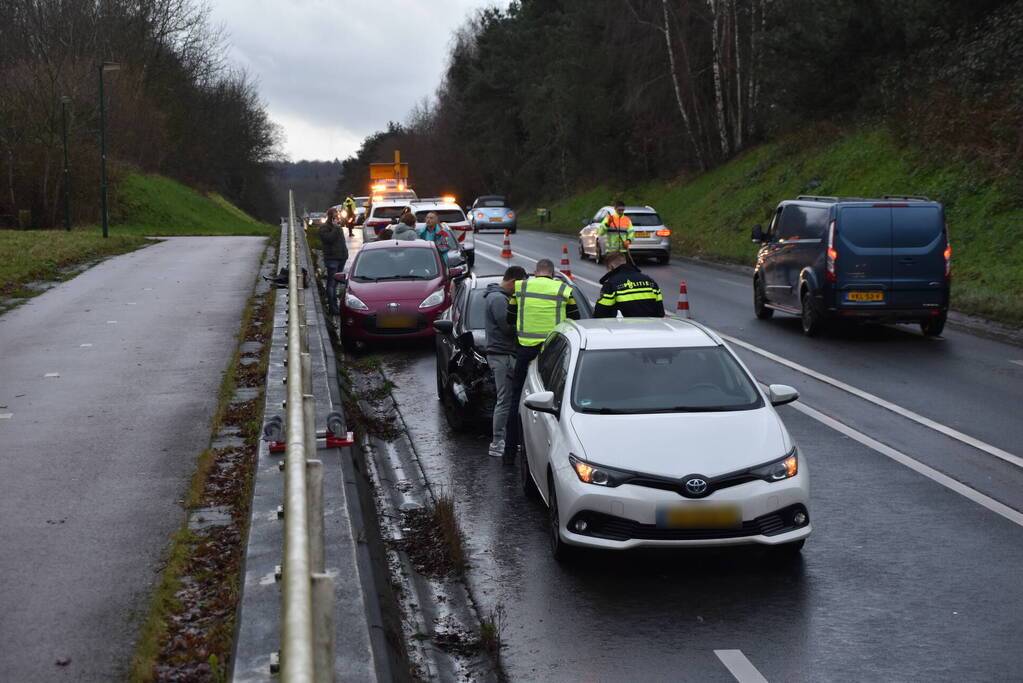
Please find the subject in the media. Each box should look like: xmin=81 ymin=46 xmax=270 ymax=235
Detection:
xmin=518 ymin=317 xmax=810 ymax=560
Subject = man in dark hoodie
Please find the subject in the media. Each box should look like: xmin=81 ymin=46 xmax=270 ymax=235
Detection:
xmin=484 ymin=265 xmax=527 ymax=457
xmin=593 ymin=251 xmax=664 ymax=318
xmin=319 ymin=208 xmax=349 ymax=315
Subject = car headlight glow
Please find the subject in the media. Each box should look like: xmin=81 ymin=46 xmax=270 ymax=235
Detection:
xmin=751 ymin=449 xmax=798 ymax=482
xmin=419 ymin=288 xmax=445 ymax=309
xmin=344 ymin=292 xmax=368 ymax=311
xmin=569 ymin=454 xmax=631 ymax=487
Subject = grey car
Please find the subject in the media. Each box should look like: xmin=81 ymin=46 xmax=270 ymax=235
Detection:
xmin=579 ymin=205 xmax=671 ymax=264
xmin=470 ymin=195 xmax=516 ymax=233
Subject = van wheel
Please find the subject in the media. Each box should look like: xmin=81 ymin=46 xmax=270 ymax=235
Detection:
xmin=920 ymin=313 xmax=946 ymax=337
xmin=547 ymin=473 xmax=576 ymax=562
xmin=800 ymin=290 xmax=825 ymax=337
xmin=754 ymin=278 xmax=774 ymax=319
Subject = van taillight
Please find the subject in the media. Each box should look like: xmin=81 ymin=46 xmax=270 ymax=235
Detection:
xmin=944 ymin=244 xmax=952 ymax=280
xmin=825 ymin=220 xmax=837 ymax=282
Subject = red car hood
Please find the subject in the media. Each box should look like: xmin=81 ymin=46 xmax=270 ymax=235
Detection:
xmin=347 ymin=277 xmax=444 ymax=306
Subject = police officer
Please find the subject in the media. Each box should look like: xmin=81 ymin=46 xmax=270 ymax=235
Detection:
xmin=598 ymin=200 xmax=634 ymax=261
xmin=343 ymin=195 xmax=357 ymax=236
xmin=593 ymin=251 xmax=665 ymax=318
xmin=503 ymin=259 xmax=580 ymax=457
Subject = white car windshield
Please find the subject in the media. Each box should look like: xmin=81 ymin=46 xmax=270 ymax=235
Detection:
xmin=572 ymin=346 xmax=762 ymax=413
xmin=352 ymin=248 xmax=439 ymax=281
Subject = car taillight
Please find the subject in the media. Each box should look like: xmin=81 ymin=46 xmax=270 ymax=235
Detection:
xmin=506 ymin=211 xmax=515 ymax=218
xmin=825 ymin=219 xmax=837 ymax=282
xmin=656 ymin=229 xmax=671 ymax=237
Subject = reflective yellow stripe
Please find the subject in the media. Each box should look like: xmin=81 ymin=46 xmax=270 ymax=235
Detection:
xmin=615 ymin=291 xmax=663 ymax=303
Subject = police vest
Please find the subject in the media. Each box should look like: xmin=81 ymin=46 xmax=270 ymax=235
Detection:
xmin=515 ymin=277 xmax=572 ymax=347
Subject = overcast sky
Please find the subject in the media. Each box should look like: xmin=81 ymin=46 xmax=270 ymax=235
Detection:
xmin=208 ymin=0 xmax=505 ymax=162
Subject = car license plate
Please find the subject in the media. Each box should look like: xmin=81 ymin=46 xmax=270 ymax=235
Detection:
xmin=657 ymin=505 xmax=741 ymax=529
xmin=634 ymin=231 xmax=650 ymax=238
xmin=377 ymin=314 xmax=414 ymax=329
xmin=846 ymin=291 xmax=885 ymax=302
xmin=491 ymin=217 xmax=503 ymax=222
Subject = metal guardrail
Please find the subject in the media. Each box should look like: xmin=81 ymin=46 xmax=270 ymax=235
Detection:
xmin=279 ymin=190 xmax=335 ymax=682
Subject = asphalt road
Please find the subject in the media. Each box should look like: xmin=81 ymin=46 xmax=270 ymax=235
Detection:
xmin=0 ymin=236 xmax=265 ymax=681
xmin=356 ymin=229 xmax=1023 ymax=681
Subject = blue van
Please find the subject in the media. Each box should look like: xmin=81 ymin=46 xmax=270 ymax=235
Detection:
xmin=751 ymin=195 xmax=951 ymax=336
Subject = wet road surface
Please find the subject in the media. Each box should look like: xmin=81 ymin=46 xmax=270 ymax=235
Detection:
xmin=346 ymin=230 xmax=1023 ymax=681
xmin=0 ymin=236 xmax=265 ymax=681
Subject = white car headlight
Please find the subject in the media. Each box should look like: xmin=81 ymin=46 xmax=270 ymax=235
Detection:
xmin=419 ymin=288 xmax=445 ymax=309
xmin=344 ymin=292 xmax=368 ymax=310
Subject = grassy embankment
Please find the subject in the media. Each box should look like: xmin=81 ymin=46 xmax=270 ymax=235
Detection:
xmin=518 ymin=128 xmax=1023 ymax=326
xmin=0 ymin=172 xmax=274 ymax=300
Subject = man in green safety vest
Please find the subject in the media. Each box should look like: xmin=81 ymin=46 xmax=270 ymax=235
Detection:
xmin=343 ymin=195 xmax=357 ymax=236
xmin=598 ymin=199 xmax=634 ymax=260
xmin=502 ymin=258 xmax=580 ymax=457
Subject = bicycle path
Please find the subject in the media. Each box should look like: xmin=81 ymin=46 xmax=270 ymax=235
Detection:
xmin=0 ymin=236 xmax=265 ymax=681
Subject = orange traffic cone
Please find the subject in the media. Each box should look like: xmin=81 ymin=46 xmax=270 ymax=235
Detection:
xmin=500 ymin=229 xmax=513 ymax=259
xmin=560 ymin=245 xmax=573 ymax=280
xmin=676 ymin=280 xmax=691 ymax=319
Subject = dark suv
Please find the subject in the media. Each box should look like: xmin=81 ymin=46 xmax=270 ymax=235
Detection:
xmin=752 ymin=195 xmax=951 ymax=336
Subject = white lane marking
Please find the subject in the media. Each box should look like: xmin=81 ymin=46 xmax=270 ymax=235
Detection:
xmin=721 ymin=332 xmax=1023 ymax=469
xmin=0 ymin=413 xmax=12 ymax=419
xmin=476 ymin=241 xmax=603 ymax=287
xmin=791 ymin=401 xmax=1023 ymax=528
xmin=44 ymin=373 xmax=60 ymax=378
xmin=479 ymin=239 xmax=1023 ymax=470
xmin=80 ymin=343 xmax=92 ymax=347
xmin=1011 ymin=360 xmax=1023 ymax=368
xmin=106 ymin=320 xmax=117 ymax=324
xmin=714 ymin=650 xmax=769 ymax=683
xmin=717 ymin=278 xmax=747 ymax=288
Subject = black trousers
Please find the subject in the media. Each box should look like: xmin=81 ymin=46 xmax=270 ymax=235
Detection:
xmin=503 ymin=343 xmax=542 ymax=455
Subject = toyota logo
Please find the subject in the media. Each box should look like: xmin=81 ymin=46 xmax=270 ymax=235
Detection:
xmin=684 ymin=478 xmax=708 ymax=495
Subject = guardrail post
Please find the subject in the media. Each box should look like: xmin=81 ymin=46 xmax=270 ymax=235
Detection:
xmin=311 ymin=573 xmax=336 ymax=683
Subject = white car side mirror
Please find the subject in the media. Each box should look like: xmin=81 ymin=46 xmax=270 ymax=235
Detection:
xmin=524 ymin=391 xmax=558 ymax=415
xmin=768 ymin=384 xmax=799 ymax=406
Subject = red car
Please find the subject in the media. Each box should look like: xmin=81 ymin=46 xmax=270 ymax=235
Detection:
xmin=334 ymin=240 xmax=466 ymax=347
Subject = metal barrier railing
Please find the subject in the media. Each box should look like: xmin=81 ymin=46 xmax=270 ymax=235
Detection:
xmin=279 ymin=191 xmax=335 ymax=682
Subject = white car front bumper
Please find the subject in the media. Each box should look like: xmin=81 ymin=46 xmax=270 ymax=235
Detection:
xmin=551 ymin=463 xmax=811 ymax=550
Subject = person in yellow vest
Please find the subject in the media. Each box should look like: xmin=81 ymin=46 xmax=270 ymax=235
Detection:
xmin=502 ymin=258 xmax=580 ymax=457
xmin=598 ymin=200 xmax=634 ymax=261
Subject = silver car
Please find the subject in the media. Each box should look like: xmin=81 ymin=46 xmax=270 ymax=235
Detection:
xmin=470 ymin=195 xmax=517 ymax=233
xmin=579 ymin=205 xmax=671 ymax=264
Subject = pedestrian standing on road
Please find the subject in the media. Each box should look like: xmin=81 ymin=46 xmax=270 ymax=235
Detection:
xmin=484 ymin=265 xmax=528 ymax=457
xmin=503 ymin=259 xmax=580 ymax=458
xmin=343 ymin=195 xmax=357 ymax=236
xmin=418 ymin=211 xmax=451 ymax=264
xmin=593 ymin=252 xmax=665 ymax=318
xmin=394 ymin=212 xmax=418 ymax=241
xmin=598 ymin=200 xmax=634 ymax=261
xmin=319 ymin=208 xmax=349 ymax=315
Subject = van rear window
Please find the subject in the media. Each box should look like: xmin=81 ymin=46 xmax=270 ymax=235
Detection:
xmin=839 ymin=208 xmax=891 ymax=249
xmin=892 ymin=207 xmax=943 ymax=248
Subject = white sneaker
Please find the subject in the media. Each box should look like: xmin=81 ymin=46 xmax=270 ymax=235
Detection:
xmin=488 ymin=440 xmax=505 ymax=457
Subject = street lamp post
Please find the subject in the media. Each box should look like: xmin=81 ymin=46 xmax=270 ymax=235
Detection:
xmin=99 ymin=62 xmax=119 ymax=239
xmin=60 ymin=96 xmax=71 ymax=232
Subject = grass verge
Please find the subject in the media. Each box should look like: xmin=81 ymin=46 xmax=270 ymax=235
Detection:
xmin=517 ymin=125 xmax=1023 ymax=326
xmin=128 ymin=266 xmax=274 ymax=681
xmin=1 ymin=171 xmax=275 ymax=312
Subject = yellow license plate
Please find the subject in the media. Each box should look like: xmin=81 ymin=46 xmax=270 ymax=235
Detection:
xmin=658 ymin=505 xmax=741 ymax=529
xmin=846 ymin=291 xmax=885 ymax=302
xmin=634 ymin=231 xmax=650 ymax=238
xmin=490 ymin=217 xmax=503 ymax=222
xmin=377 ymin=314 xmax=414 ymax=329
